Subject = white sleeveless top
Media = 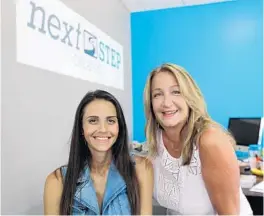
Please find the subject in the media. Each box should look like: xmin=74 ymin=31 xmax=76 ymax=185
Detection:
xmin=153 ymin=129 xmax=253 ymax=215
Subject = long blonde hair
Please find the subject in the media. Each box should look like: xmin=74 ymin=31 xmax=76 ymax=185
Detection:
xmin=144 ymin=63 xmax=230 ymax=165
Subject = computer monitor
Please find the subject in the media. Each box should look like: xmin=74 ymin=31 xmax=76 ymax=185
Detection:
xmin=228 ymin=117 xmax=264 ymax=151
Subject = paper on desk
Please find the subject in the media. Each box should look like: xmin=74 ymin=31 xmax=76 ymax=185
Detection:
xmin=250 ymin=181 xmax=264 ymax=193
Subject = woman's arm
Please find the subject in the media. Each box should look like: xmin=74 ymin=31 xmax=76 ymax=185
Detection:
xmin=43 ymin=169 xmax=63 ymax=215
xmin=199 ymin=127 xmax=240 ymax=215
xmin=134 ymin=156 xmax=154 ymax=215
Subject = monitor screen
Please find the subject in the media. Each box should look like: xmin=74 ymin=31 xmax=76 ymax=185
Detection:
xmin=228 ymin=118 xmax=262 ymax=146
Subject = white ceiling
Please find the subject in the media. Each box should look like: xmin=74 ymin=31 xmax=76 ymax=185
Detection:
xmin=121 ymin=0 xmax=234 ymax=12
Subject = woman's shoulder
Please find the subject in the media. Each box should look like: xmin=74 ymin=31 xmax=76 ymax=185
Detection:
xmin=44 ymin=168 xmax=64 ymax=214
xmin=197 ymin=126 xmax=236 ymax=161
xmin=45 ymin=167 xmax=63 ymax=189
xmin=198 ymin=126 xmax=234 ymax=147
xmin=134 ymin=155 xmax=153 ymax=167
xmin=133 ymin=155 xmax=153 ymax=181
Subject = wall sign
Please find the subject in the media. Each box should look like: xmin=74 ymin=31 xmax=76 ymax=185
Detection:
xmin=16 ymin=0 xmax=124 ymax=89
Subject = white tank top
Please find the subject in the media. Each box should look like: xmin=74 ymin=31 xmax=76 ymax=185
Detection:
xmin=153 ymin=129 xmax=253 ymax=215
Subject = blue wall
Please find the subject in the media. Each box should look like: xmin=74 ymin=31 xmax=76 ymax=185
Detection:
xmin=131 ymin=0 xmax=263 ymax=142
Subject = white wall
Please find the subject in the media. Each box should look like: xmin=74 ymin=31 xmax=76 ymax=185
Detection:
xmin=1 ymin=0 xmax=131 ymax=214
xmin=0 ymin=0 xmax=2 ymax=212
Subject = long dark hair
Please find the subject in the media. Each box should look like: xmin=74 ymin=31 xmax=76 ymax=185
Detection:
xmin=59 ymin=90 xmax=140 ymax=215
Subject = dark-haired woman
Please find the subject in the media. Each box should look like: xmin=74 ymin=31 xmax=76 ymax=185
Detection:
xmin=44 ymin=90 xmax=153 ymax=215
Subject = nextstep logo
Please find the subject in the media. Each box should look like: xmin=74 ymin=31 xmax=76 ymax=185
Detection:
xmin=83 ymin=31 xmax=97 ymax=58
xmin=16 ymin=0 xmax=124 ymax=89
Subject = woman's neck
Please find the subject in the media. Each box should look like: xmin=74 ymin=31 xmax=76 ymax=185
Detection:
xmin=163 ymin=122 xmax=188 ymax=149
xmin=91 ymin=151 xmax=112 ymax=176
xmin=164 ymin=123 xmax=185 ymax=142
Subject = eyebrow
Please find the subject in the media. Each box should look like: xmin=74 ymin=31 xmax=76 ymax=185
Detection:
xmin=152 ymin=85 xmax=179 ymax=92
xmin=85 ymin=115 xmax=117 ymax=119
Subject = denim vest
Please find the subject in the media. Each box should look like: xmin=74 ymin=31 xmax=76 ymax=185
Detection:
xmin=61 ymin=161 xmax=131 ymax=215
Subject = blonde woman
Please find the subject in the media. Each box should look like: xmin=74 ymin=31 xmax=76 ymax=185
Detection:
xmin=144 ymin=63 xmax=252 ymax=215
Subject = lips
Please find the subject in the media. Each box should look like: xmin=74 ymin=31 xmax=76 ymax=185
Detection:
xmin=93 ymin=136 xmax=111 ymax=140
xmin=162 ymin=110 xmax=178 ymax=117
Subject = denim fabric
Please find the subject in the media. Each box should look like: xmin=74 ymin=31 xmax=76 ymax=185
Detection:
xmin=61 ymin=161 xmax=131 ymax=215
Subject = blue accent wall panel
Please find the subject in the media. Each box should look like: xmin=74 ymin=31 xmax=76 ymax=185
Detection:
xmin=131 ymin=0 xmax=263 ymax=142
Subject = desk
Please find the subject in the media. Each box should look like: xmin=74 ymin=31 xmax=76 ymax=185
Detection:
xmin=241 ymin=176 xmax=263 ymax=215
xmin=242 ymin=176 xmax=263 ymax=197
